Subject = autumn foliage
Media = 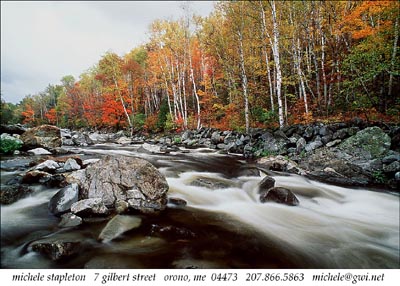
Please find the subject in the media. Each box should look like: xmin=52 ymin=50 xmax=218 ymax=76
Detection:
xmin=10 ymin=1 xmax=400 ymax=131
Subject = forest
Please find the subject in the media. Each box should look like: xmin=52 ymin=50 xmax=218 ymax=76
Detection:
xmin=1 ymin=1 xmax=399 ymax=134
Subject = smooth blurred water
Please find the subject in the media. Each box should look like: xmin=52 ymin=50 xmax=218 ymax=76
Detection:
xmin=1 ymin=145 xmax=399 ymax=268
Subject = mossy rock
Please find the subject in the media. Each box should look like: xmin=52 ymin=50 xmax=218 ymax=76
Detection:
xmin=339 ymin=127 xmax=391 ymax=160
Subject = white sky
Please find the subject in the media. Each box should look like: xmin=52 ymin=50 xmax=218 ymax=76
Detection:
xmin=1 ymin=1 xmax=215 ymax=104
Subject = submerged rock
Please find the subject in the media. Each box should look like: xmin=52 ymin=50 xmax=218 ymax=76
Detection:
xmin=98 ymin=215 xmax=142 ymax=243
xmin=190 ymin=177 xmax=235 ymax=190
xmin=259 ymin=187 xmax=299 ymax=206
xmin=58 ymin=213 xmax=82 ymax=228
xmin=150 ymin=224 xmax=196 ymax=240
xmin=0 ymin=185 xmax=34 ymax=205
xmin=30 ymin=234 xmax=82 ymax=261
xmin=168 ymin=197 xmax=188 ymax=207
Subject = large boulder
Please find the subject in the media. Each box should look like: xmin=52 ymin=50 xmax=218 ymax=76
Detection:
xmin=338 ymin=127 xmax=391 ymax=160
xmin=71 ymin=131 xmax=93 ymax=146
xmin=300 ymin=148 xmax=370 ymax=186
xmin=258 ymin=131 xmax=288 ymax=154
xmin=78 ymin=155 xmax=169 ymax=213
xmin=20 ymin=125 xmax=61 ymax=150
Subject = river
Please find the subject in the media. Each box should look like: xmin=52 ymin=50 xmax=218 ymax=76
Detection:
xmin=1 ymin=144 xmax=399 ymax=268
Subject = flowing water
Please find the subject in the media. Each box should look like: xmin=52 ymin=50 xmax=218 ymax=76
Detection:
xmin=1 ymin=144 xmax=399 ymax=269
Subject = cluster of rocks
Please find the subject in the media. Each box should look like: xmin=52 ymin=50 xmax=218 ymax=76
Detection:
xmin=171 ymin=120 xmax=399 ymax=189
xmin=258 ymin=176 xmax=299 ymax=206
xmin=2 ymin=153 xmax=171 ymax=261
xmin=2 ymin=120 xmax=399 ymax=190
xmin=61 ymin=129 xmax=135 ymax=146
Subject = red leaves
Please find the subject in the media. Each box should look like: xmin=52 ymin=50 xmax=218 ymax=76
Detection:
xmin=45 ymin=108 xmax=57 ymax=124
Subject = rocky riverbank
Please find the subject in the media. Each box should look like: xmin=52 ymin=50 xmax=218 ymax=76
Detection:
xmin=2 ymin=119 xmax=399 ymax=191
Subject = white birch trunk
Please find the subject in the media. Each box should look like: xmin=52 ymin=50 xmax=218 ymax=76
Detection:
xmin=238 ymin=29 xmax=250 ymax=134
xmin=270 ymin=0 xmax=284 ymax=128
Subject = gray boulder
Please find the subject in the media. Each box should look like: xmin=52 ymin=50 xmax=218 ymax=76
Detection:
xmin=71 ymin=132 xmax=93 ymax=146
xmin=49 ymin=183 xmax=79 ymax=216
xmin=71 ymin=198 xmax=109 ymax=216
xmin=78 ymin=156 xmax=169 ymax=213
xmin=305 ymin=137 xmax=323 ymax=152
xmin=35 ymin=160 xmax=60 ymax=172
xmin=301 ymin=148 xmax=371 ymax=186
xmin=63 ymin=158 xmax=81 ymax=172
xmin=383 ymin=161 xmax=400 ymax=173
xmin=296 ymin=137 xmax=306 ymax=153
xmin=259 ymin=131 xmax=287 ymax=154
xmin=211 ymin=131 xmax=222 ymax=144
xmin=20 ymin=125 xmax=61 ymax=150
xmin=339 ymin=127 xmax=391 ymax=160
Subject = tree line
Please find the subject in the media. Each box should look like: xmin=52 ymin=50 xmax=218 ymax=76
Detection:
xmin=1 ymin=1 xmax=399 ymax=133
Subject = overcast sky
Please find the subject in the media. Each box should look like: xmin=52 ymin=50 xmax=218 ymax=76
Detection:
xmin=1 ymin=1 xmax=215 ymax=104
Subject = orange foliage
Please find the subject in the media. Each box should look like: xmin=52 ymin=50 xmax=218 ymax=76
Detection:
xmin=342 ymin=1 xmax=395 ymax=40
xmin=45 ymin=108 xmax=57 ymax=124
xmin=21 ymin=106 xmax=35 ymax=125
xmin=101 ymin=93 xmax=130 ymax=128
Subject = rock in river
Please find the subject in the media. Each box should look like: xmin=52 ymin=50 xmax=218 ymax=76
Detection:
xmin=78 ymin=155 xmax=169 ymax=213
xmin=98 ymin=215 xmax=142 ymax=243
xmin=71 ymin=198 xmax=109 ymax=217
xmin=49 ymin=183 xmax=79 ymax=216
xmin=0 ymin=185 xmax=34 ymax=205
xmin=58 ymin=213 xmax=83 ymax=228
xmin=258 ymin=176 xmax=275 ymax=191
xmin=29 ymin=233 xmax=83 ymax=261
xmin=259 ymin=187 xmax=299 ymax=206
